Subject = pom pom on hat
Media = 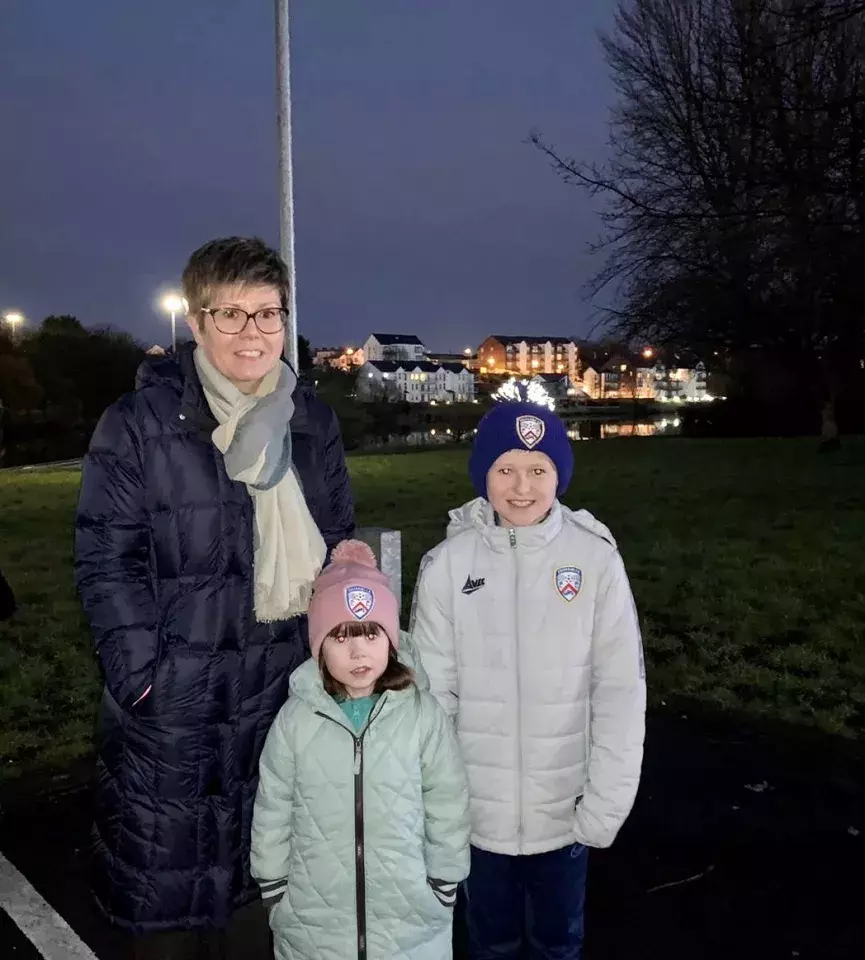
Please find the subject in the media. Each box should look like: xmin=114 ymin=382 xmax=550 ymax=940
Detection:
xmin=307 ymin=539 xmax=400 ymax=661
xmin=330 ymin=539 xmax=377 ymax=568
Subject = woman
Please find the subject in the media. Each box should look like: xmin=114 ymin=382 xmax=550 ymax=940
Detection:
xmin=75 ymin=237 xmax=355 ymax=958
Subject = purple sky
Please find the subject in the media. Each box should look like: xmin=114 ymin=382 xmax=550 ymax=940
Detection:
xmin=1 ymin=1 xmax=616 ymax=352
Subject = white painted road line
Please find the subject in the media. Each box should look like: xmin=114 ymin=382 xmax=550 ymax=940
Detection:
xmin=0 ymin=852 xmax=97 ymax=960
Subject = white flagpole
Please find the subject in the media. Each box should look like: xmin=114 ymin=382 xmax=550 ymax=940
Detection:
xmin=276 ymin=0 xmax=299 ymax=370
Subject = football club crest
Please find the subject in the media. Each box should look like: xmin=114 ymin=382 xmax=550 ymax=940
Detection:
xmin=555 ymin=566 xmax=582 ymax=602
xmin=516 ymin=414 xmax=545 ymax=449
xmin=346 ymin=585 xmax=375 ymax=621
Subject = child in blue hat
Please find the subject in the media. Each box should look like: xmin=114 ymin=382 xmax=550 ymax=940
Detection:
xmin=411 ymin=383 xmax=646 ymax=959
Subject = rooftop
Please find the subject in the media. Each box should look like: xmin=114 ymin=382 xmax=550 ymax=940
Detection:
xmin=366 ymin=360 xmax=471 ymax=375
xmin=369 ymin=333 xmax=425 ymax=346
xmin=532 ymin=372 xmax=569 ymax=382
xmin=488 ymin=335 xmax=576 ymax=346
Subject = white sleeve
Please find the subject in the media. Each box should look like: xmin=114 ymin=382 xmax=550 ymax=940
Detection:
xmin=410 ymin=548 xmax=458 ymax=720
xmin=574 ymin=549 xmax=647 ymax=848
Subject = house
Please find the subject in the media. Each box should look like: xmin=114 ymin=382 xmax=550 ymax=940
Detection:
xmin=356 ymin=361 xmax=403 ymax=401
xmin=599 ymin=356 xmax=639 ymax=399
xmin=358 ymin=360 xmax=475 ymax=403
xmin=580 ymin=365 xmax=601 ymax=399
xmin=530 ymin=372 xmax=575 ymax=400
xmin=477 ymin=335 xmax=579 ymax=383
xmin=363 ymin=333 xmax=426 ymax=363
xmin=426 ymin=351 xmax=474 ymax=369
xmin=313 ymin=346 xmax=365 ymax=371
xmin=635 ymin=366 xmax=657 ymax=399
xmin=332 ymin=347 xmax=365 ymax=372
xmin=594 ymin=352 xmax=711 ymax=401
xmin=312 ymin=347 xmax=341 ymax=368
xmin=651 ymin=361 xmax=709 ymax=401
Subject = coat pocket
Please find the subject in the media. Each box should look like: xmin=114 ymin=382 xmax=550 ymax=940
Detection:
xmin=130 ymin=651 xmax=173 ymax=722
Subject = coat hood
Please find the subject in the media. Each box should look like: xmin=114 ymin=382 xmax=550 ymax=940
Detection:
xmin=135 ymin=343 xmax=190 ymax=393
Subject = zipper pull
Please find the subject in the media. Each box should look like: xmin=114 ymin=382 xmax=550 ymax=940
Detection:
xmin=354 ymin=740 xmax=362 ymax=775
xmin=509 ymin=528 xmax=517 ymax=549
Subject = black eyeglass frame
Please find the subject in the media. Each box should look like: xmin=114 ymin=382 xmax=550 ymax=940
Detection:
xmin=200 ymin=306 xmax=289 ymax=335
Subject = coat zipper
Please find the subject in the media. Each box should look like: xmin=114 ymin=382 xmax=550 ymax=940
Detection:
xmin=354 ymin=737 xmax=367 ymax=960
xmin=315 ymin=702 xmax=385 ymax=960
xmin=508 ymin=527 xmax=524 ymax=848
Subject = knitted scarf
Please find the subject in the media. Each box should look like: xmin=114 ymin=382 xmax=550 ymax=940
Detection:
xmin=194 ymin=348 xmax=326 ymax=622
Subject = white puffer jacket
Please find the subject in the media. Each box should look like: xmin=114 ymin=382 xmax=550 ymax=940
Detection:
xmin=410 ymin=498 xmax=646 ymax=855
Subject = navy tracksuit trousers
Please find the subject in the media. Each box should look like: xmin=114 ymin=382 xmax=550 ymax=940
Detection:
xmin=465 ymin=843 xmax=588 ymax=959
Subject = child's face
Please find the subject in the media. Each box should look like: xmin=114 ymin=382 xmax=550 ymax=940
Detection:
xmin=322 ymin=625 xmax=390 ymax=699
xmin=486 ymin=449 xmax=558 ymax=527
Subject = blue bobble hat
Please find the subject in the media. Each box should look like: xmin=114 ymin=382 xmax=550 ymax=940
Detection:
xmin=469 ymin=382 xmax=574 ymax=498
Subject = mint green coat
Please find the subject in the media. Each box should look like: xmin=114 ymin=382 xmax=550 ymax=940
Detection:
xmin=251 ymin=639 xmax=470 ymax=960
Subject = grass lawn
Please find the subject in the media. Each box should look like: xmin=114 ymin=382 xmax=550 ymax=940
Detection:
xmin=2 ymin=438 xmax=865 ymax=780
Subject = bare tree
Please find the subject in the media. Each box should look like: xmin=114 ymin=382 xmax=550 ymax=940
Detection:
xmin=533 ymin=0 xmax=865 ymax=440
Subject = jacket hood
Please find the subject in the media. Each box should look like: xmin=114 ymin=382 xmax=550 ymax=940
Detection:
xmin=288 ymin=631 xmax=429 ymax=714
xmin=135 ymin=343 xmax=191 ymax=393
xmin=446 ymin=497 xmax=617 ymax=551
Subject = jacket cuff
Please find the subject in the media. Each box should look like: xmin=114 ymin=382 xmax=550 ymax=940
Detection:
xmin=574 ymin=807 xmax=616 ymax=849
xmin=428 ymin=878 xmax=458 ymax=907
xmin=259 ymin=877 xmax=288 ymax=908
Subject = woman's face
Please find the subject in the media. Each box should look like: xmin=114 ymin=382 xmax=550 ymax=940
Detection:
xmin=187 ymin=283 xmax=285 ymax=393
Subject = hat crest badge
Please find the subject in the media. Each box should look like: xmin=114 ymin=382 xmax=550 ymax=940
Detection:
xmin=515 ymin=415 xmax=545 ymax=449
xmin=346 ymin=585 xmax=375 ymax=621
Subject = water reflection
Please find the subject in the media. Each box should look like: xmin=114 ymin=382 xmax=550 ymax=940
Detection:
xmin=568 ymin=417 xmax=681 ymax=440
xmin=362 ymin=418 xmax=681 ymax=450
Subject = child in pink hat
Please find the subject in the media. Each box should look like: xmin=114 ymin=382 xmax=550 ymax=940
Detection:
xmin=251 ymin=541 xmax=470 ymax=960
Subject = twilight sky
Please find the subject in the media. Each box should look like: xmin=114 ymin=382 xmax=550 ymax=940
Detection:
xmin=1 ymin=1 xmax=617 ymax=352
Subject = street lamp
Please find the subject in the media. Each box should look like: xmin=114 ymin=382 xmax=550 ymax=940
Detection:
xmin=161 ymin=294 xmax=185 ymax=353
xmin=3 ymin=312 xmax=24 ymax=342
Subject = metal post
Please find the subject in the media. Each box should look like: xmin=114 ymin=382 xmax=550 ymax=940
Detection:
xmin=276 ymin=0 xmax=299 ymax=372
xmin=355 ymin=527 xmax=403 ymax=612
xmin=170 ymin=311 xmax=177 ymax=353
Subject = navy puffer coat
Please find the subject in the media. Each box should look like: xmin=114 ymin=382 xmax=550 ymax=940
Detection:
xmin=74 ymin=344 xmax=354 ymax=934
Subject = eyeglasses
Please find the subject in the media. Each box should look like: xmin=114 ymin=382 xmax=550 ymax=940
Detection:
xmin=201 ymin=306 xmax=288 ymax=335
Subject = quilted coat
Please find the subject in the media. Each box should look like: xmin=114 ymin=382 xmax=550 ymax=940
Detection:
xmin=74 ymin=343 xmax=355 ymax=933
xmin=411 ymin=498 xmax=646 ymax=855
xmin=251 ymin=638 xmax=470 ymax=960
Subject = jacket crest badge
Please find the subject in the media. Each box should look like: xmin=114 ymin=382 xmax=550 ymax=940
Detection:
xmin=555 ymin=566 xmax=582 ymax=602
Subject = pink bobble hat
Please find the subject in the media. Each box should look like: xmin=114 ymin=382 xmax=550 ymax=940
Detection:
xmin=307 ymin=540 xmax=400 ymax=661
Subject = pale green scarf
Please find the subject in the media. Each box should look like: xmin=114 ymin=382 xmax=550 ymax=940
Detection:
xmin=194 ymin=348 xmax=326 ymax=622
